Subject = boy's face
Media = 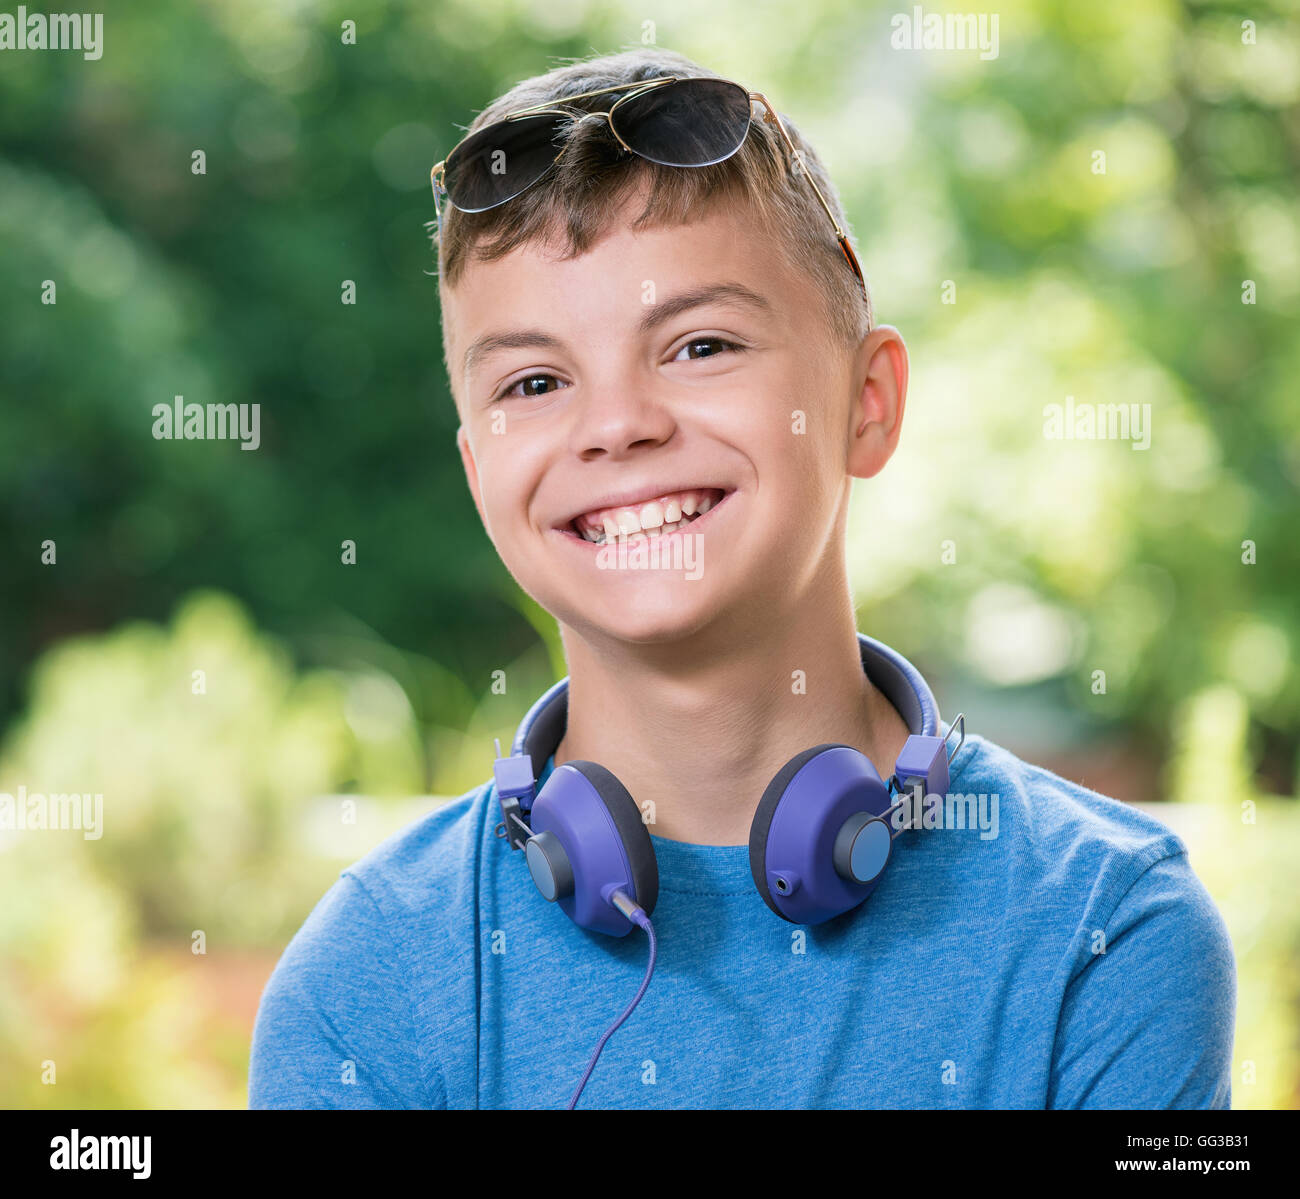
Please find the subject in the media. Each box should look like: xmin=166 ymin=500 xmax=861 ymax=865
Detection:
xmin=446 ymin=188 xmax=896 ymax=646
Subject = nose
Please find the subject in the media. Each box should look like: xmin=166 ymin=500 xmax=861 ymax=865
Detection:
xmin=568 ymin=385 xmax=677 ymax=462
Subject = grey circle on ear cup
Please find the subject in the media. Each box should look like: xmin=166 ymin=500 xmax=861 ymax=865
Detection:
xmin=565 ymin=759 xmax=659 ymax=916
xmin=833 ymin=813 xmax=892 ymax=884
xmin=526 ymin=831 xmax=574 ymax=901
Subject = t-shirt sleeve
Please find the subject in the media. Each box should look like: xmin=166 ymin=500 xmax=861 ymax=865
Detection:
xmin=1047 ymin=849 xmax=1236 ymax=1109
xmin=248 ymin=871 xmax=446 ymax=1109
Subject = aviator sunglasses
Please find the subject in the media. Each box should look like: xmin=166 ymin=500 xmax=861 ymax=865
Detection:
xmin=430 ymin=74 xmax=867 ymax=295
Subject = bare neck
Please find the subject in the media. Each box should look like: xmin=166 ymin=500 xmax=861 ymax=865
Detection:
xmin=552 ymin=595 xmax=912 ymax=847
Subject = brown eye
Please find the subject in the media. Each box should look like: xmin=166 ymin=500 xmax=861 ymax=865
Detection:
xmin=498 ymin=374 xmax=568 ymax=401
xmin=673 ymin=337 xmax=744 ymax=362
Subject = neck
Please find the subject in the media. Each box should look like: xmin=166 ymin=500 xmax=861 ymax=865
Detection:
xmin=551 ymin=578 xmax=912 ymax=846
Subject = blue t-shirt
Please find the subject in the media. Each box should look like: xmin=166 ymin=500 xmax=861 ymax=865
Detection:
xmin=248 ymin=733 xmax=1236 ymax=1109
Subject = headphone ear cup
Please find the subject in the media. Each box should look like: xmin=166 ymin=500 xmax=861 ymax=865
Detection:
xmin=530 ymin=760 xmax=658 ymax=936
xmin=749 ymin=743 xmax=892 ymax=925
xmin=567 ymin=760 xmax=658 ymax=917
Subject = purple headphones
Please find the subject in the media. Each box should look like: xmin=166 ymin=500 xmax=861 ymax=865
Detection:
xmin=492 ymin=633 xmax=964 ymax=935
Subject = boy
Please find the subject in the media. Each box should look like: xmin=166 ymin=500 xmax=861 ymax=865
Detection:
xmin=249 ymin=49 xmax=1235 ymax=1109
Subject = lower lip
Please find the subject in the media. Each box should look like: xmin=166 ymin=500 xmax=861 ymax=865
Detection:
xmin=552 ymin=491 xmax=736 ymax=553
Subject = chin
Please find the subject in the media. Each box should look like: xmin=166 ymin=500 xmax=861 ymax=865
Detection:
xmin=549 ymin=576 xmax=728 ymax=646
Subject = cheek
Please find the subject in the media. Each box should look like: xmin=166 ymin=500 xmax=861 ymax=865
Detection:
xmin=472 ymin=442 xmax=535 ymax=547
xmin=756 ymin=428 xmax=844 ymax=545
xmin=757 ymin=384 xmax=840 ymax=481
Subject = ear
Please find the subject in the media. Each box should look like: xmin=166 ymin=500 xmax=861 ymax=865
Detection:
xmin=457 ymin=423 xmax=488 ymax=532
xmin=846 ymin=325 xmax=909 ymax=481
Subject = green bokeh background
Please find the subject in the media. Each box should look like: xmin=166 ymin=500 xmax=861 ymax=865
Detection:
xmin=1 ymin=0 xmax=1296 ymax=1108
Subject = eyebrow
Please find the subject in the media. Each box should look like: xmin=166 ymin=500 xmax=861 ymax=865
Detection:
xmin=460 ymin=282 xmax=774 ymax=383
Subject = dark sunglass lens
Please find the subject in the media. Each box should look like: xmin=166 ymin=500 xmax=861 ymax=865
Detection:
xmin=611 ymin=78 xmax=752 ymax=168
xmin=444 ymin=112 xmax=566 ymax=212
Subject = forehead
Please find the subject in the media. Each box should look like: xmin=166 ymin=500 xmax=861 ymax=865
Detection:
xmin=441 ymin=194 xmax=819 ymax=396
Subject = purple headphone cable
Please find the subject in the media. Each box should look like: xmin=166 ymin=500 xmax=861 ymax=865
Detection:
xmin=566 ymin=892 xmax=657 ymax=1110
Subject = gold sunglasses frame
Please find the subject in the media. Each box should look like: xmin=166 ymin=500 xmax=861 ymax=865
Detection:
xmin=430 ymin=74 xmax=866 ymax=296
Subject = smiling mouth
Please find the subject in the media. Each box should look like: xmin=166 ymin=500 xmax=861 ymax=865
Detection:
xmin=559 ymin=486 xmax=734 ymax=546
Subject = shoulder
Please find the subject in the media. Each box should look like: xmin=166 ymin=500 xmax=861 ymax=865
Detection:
xmin=337 ymin=778 xmax=500 ymax=920
xmin=255 ymin=779 xmax=498 ymax=1003
xmin=948 ymin=736 xmax=1235 ymax=1106
xmin=945 ymin=733 xmax=1197 ymax=920
xmin=946 ymin=736 xmax=1235 ymax=1106
xmin=940 ymin=733 xmax=1235 ymax=996
xmin=249 ymin=780 xmax=500 ymax=1108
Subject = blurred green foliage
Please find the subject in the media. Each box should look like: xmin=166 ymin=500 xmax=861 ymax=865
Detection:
xmin=1 ymin=592 xmax=354 ymax=945
xmin=0 ymin=0 xmax=1295 ymax=1108
xmin=0 ymin=589 xmax=556 ymax=1106
xmin=1164 ymin=683 xmax=1300 ymax=1108
xmin=839 ymin=0 xmax=1300 ymax=779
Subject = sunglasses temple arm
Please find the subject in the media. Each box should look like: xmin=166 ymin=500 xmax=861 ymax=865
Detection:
xmin=752 ymin=93 xmax=868 ymax=297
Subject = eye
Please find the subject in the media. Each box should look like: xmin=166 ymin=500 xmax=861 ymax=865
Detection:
xmin=495 ymin=373 xmax=569 ymax=402
xmin=672 ymin=336 xmax=745 ymax=362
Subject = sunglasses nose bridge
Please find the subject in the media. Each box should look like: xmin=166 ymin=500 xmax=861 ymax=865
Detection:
xmin=570 ymin=106 xmax=636 ymax=155
xmin=576 ymin=108 xmax=631 ymax=152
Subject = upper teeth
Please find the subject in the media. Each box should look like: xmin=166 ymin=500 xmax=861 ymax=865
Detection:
xmin=573 ymin=487 xmax=723 ymax=543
